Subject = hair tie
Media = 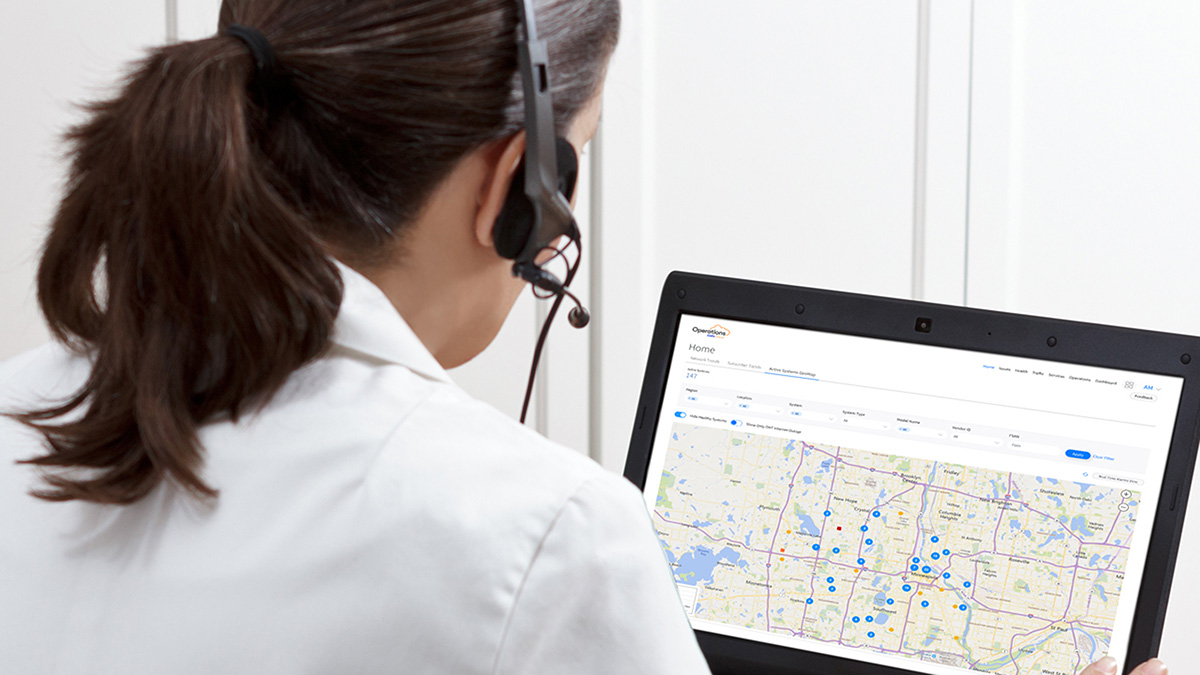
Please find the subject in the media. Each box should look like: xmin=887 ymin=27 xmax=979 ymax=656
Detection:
xmin=225 ymin=24 xmax=277 ymax=88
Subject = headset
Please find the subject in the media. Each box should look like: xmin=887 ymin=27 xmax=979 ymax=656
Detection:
xmin=495 ymin=0 xmax=591 ymax=424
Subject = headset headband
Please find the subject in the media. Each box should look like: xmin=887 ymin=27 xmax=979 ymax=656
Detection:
xmin=514 ymin=0 xmax=578 ymax=264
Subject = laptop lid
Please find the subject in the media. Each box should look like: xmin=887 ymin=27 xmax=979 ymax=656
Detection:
xmin=624 ymin=271 xmax=1200 ymax=675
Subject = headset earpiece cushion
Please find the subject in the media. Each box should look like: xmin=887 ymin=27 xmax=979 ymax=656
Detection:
xmin=494 ymin=161 xmax=533 ymax=260
xmin=556 ymin=136 xmax=579 ymax=201
xmin=494 ymin=138 xmax=580 ymax=261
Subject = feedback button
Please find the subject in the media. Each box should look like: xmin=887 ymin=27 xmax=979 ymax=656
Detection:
xmin=1065 ymin=449 xmax=1091 ymax=460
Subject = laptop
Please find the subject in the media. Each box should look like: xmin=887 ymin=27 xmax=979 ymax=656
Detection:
xmin=623 ymin=272 xmax=1200 ymax=675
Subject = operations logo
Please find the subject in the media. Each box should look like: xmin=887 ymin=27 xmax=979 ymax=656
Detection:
xmin=692 ymin=324 xmax=732 ymax=339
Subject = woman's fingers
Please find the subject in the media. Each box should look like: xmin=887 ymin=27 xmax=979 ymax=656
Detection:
xmin=1127 ymin=659 xmax=1167 ymax=675
xmin=1079 ymin=656 xmax=1119 ymax=675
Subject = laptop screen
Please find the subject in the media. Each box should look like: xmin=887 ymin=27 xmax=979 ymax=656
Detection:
xmin=641 ymin=313 xmax=1183 ymax=675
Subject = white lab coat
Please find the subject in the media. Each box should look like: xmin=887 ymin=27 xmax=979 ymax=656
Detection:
xmin=0 ymin=263 xmax=710 ymax=674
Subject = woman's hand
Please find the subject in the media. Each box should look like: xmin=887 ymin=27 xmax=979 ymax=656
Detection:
xmin=1080 ymin=656 xmax=1167 ymax=675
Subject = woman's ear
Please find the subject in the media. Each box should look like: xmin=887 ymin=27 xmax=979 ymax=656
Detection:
xmin=474 ymin=131 xmax=527 ymax=250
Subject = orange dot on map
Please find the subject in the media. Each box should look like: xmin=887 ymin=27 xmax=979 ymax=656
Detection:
xmin=889 ymin=628 xmax=894 ymax=632
xmin=899 ymin=511 xmax=904 ymax=515
xmin=954 ymin=636 xmax=960 ymax=641
xmin=787 ymin=530 xmax=792 ymax=534
xmin=918 ymin=591 xmax=923 ymax=595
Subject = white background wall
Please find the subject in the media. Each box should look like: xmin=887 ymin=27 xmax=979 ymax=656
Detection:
xmin=1 ymin=2 xmax=166 ymax=357
xmin=3 ymin=0 xmax=1199 ymax=668
xmin=592 ymin=0 xmax=1200 ymax=667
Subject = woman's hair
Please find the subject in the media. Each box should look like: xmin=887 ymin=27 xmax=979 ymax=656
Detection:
xmin=13 ymin=0 xmax=619 ymax=505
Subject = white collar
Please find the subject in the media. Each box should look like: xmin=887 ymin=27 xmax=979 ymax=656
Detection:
xmin=330 ymin=260 xmax=454 ymax=386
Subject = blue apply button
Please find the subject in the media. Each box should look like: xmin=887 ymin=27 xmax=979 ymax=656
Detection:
xmin=1065 ymin=449 xmax=1091 ymax=460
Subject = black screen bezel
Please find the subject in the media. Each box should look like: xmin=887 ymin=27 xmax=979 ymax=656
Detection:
xmin=623 ymin=271 xmax=1200 ymax=675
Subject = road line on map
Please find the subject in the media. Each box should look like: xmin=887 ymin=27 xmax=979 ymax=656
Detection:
xmin=659 ymin=427 xmax=1130 ymax=668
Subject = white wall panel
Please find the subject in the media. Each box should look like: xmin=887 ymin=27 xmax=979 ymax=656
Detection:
xmin=593 ymin=0 xmax=657 ymax=472
xmin=0 ymin=2 xmax=166 ymax=359
xmin=596 ymin=0 xmax=923 ymax=471
xmin=963 ymin=0 xmax=1020 ymax=314
xmin=177 ymin=0 xmax=220 ymax=40
xmin=541 ymin=151 xmax=594 ymax=453
xmin=647 ymin=1 xmax=918 ymax=297
xmin=968 ymin=1 xmax=1200 ymax=335
xmin=966 ymin=1 xmax=1200 ymax=664
xmin=922 ymin=0 xmax=973 ymax=305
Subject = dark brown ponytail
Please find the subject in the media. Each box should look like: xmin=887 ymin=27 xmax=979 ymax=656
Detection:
xmin=14 ymin=0 xmax=620 ymax=505
xmin=18 ymin=35 xmax=343 ymax=504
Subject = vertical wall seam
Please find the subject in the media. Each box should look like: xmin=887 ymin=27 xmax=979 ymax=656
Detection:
xmin=587 ymin=123 xmax=604 ymax=463
xmin=639 ymin=0 xmax=658 ymax=347
xmin=911 ymin=0 xmax=932 ymax=301
xmin=962 ymin=0 xmax=976 ymax=307
xmin=533 ymin=300 xmax=549 ymax=436
xmin=165 ymin=0 xmax=179 ymax=44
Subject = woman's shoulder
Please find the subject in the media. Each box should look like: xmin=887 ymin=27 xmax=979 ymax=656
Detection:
xmin=0 ymin=342 xmax=92 ymax=458
xmin=368 ymin=380 xmax=621 ymax=514
xmin=356 ymin=374 xmax=657 ymax=578
xmin=0 ymin=342 xmax=90 ymax=402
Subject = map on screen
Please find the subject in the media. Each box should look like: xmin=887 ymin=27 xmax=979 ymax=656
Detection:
xmin=655 ymin=425 xmax=1136 ymax=673
xmin=641 ymin=315 xmax=1179 ymax=675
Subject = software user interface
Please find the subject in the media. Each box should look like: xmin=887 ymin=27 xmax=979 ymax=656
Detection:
xmin=642 ymin=315 xmax=1181 ymax=675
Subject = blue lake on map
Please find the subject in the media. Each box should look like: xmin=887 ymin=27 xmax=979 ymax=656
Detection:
xmin=991 ymin=479 xmax=1006 ymax=498
xmin=791 ymin=512 xmax=821 ymax=536
xmin=673 ymin=545 xmax=746 ymax=585
xmin=1070 ymin=515 xmax=1095 ymax=536
xmin=1039 ymin=531 xmax=1066 ymax=548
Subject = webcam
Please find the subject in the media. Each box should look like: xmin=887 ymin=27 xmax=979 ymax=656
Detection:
xmin=915 ymin=317 xmax=933 ymax=333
